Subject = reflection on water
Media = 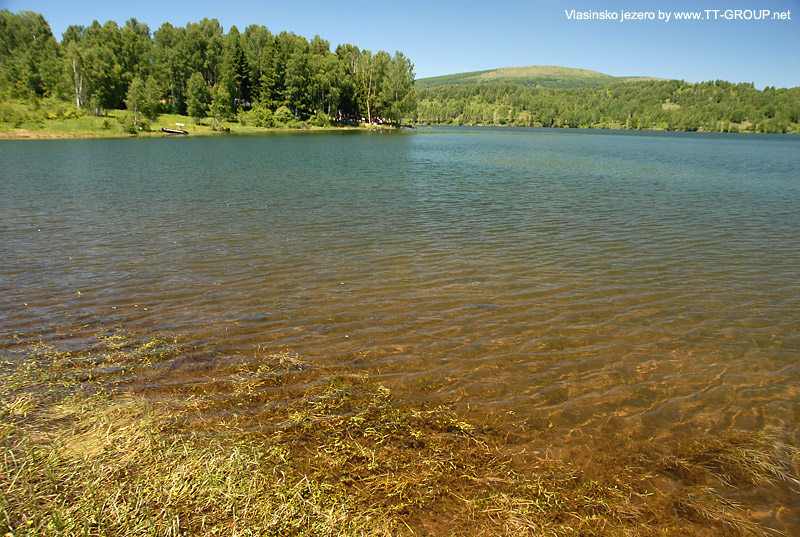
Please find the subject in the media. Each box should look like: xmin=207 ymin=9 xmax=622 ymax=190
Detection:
xmin=2 ymin=129 xmax=799 ymax=452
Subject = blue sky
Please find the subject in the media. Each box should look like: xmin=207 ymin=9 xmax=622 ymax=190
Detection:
xmin=2 ymin=0 xmax=798 ymax=88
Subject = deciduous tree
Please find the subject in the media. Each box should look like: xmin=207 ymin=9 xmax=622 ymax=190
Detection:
xmin=186 ymin=71 xmax=210 ymax=123
xmin=209 ymin=82 xmax=231 ymax=130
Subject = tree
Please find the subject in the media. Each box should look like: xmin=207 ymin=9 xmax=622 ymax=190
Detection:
xmin=222 ymin=27 xmax=251 ymax=108
xmin=64 ymin=40 xmax=87 ymax=109
xmin=241 ymin=24 xmax=273 ymax=98
xmin=272 ymin=31 xmax=306 ymax=108
xmin=361 ymin=50 xmax=389 ymax=123
xmin=125 ymin=74 xmax=160 ymax=128
xmin=153 ymin=22 xmax=189 ymax=114
xmin=0 ymin=10 xmax=61 ymax=99
xmin=60 ymin=20 xmax=126 ymax=113
xmin=82 ymin=20 xmax=126 ymax=112
xmin=380 ymin=51 xmax=415 ymax=125
xmin=333 ymin=44 xmax=362 ymax=120
xmin=285 ymin=48 xmax=311 ymax=117
xmin=186 ymin=71 xmax=210 ymax=123
xmin=411 ymin=78 xmax=800 ymax=132
xmin=209 ymin=82 xmax=231 ymax=130
xmin=184 ymin=18 xmax=224 ymax=87
xmin=120 ymin=18 xmax=153 ymax=82
xmin=125 ymin=76 xmax=146 ymax=126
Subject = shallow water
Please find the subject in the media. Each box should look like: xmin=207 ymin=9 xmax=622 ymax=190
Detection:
xmin=2 ymin=127 xmax=799 ymax=449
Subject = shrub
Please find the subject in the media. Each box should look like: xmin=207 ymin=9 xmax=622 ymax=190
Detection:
xmin=117 ymin=113 xmax=139 ymax=134
xmin=310 ymin=111 xmax=330 ymax=127
xmin=239 ymin=102 xmax=275 ymax=128
xmin=286 ymin=119 xmax=307 ymax=129
xmin=0 ymin=101 xmax=31 ymax=127
xmin=65 ymin=107 xmax=81 ymax=119
xmin=274 ymin=105 xmax=293 ymax=123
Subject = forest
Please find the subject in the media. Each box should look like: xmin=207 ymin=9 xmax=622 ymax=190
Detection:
xmin=0 ymin=10 xmax=416 ymax=130
xmin=2 ymin=10 xmax=798 ymax=135
xmin=414 ymin=79 xmax=800 ymax=133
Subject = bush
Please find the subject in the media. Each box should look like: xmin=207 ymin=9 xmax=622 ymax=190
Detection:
xmin=117 ymin=113 xmax=145 ymax=134
xmin=59 ymin=104 xmax=82 ymax=119
xmin=239 ymin=102 xmax=275 ymax=128
xmin=0 ymin=102 xmax=18 ymax=123
xmin=286 ymin=119 xmax=307 ymax=129
xmin=0 ymin=101 xmax=33 ymax=127
xmin=310 ymin=112 xmax=330 ymax=127
xmin=43 ymin=100 xmax=77 ymax=119
xmin=274 ymin=105 xmax=293 ymax=123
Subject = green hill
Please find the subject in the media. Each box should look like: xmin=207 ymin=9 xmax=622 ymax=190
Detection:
xmin=416 ymin=65 xmax=662 ymax=89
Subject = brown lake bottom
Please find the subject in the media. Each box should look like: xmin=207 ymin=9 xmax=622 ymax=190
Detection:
xmin=2 ymin=129 xmax=799 ymax=534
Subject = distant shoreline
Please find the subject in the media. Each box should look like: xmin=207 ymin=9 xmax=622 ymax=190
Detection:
xmin=0 ymin=121 xmax=397 ymax=140
xmin=0 ymin=100 xmax=406 ymax=140
xmin=3 ymin=122 xmax=797 ymax=140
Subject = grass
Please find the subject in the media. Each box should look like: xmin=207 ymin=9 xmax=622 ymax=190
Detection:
xmin=0 ymin=100 xmax=375 ymax=139
xmin=415 ymin=65 xmax=640 ymax=89
xmin=1 ymin=328 xmax=798 ymax=536
xmin=414 ymin=65 xmax=668 ymax=88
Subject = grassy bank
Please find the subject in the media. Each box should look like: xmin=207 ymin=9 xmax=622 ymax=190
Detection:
xmin=2 ymin=328 xmax=798 ymax=536
xmin=0 ymin=100 xmax=379 ymax=139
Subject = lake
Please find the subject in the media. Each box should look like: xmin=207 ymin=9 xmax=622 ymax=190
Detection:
xmin=2 ymin=127 xmax=799 ymax=452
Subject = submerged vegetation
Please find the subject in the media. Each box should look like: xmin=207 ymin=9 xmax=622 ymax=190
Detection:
xmin=2 ymin=327 xmax=798 ymax=536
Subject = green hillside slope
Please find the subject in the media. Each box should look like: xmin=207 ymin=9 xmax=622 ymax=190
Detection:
xmin=416 ymin=65 xmax=661 ymax=89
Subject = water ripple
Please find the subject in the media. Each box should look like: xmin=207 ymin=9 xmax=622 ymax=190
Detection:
xmin=2 ymin=130 xmax=799 ymax=446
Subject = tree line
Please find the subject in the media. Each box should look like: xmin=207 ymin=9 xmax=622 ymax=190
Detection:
xmin=0 ymin=10 xmax=416 ymax=128
xmin=3 ymin=10 xmax=798 ymax=135
xmin=415 ymin=79 xmax=800 ymax=133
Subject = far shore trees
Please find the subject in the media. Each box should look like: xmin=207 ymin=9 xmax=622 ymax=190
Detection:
xmin=4 ymin=9 xmax=796 ymax=133
xmin=414 ymin=79 xmax=800 ymax=133
xmin=0 ymin=10 xmax=418 ymax=128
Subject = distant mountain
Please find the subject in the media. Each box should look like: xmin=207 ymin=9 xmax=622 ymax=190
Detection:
xmin=415 ymin=65 xmax=663 ymax=89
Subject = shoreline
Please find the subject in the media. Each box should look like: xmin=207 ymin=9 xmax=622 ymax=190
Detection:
xmin=3 ymin=122 xmax=797 ymax=140
xmin=2 ymin=325 xmax=798 ymax=536
xmin=0 ymin=103 xmax=404 ymax=140
xmin=0 ymin=124 xmax=395 ymax=140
